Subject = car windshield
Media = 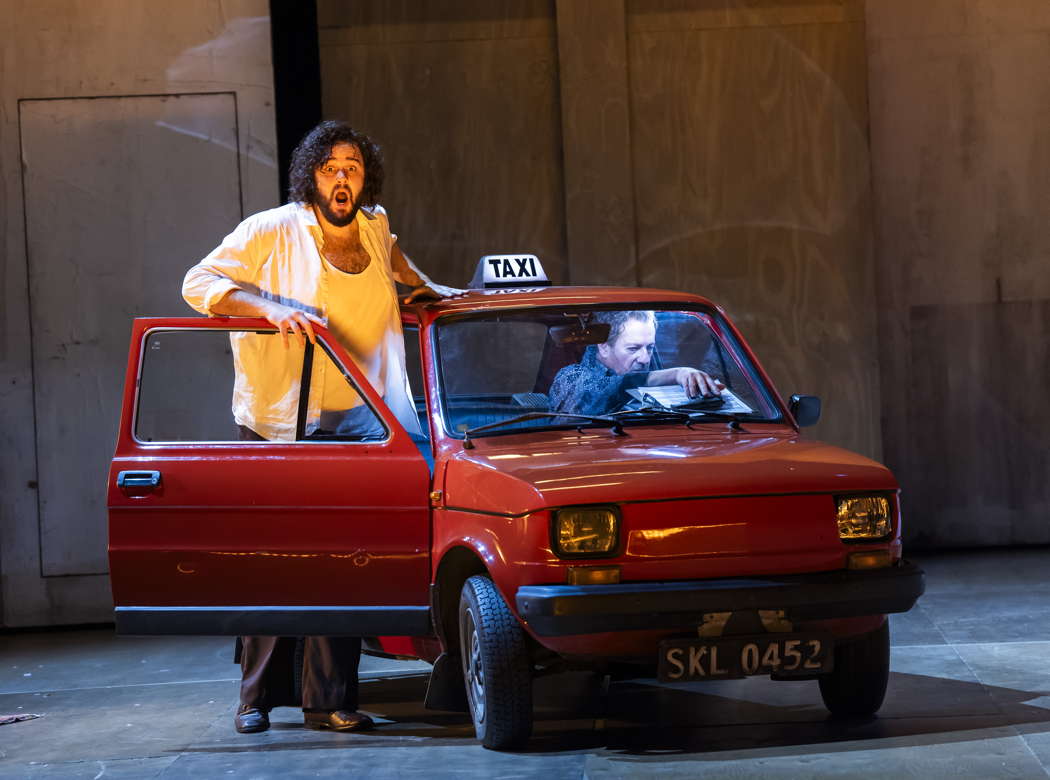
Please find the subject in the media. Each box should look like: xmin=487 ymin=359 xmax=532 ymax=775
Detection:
xmin=435 ymin=306 xmax=783 ymax=439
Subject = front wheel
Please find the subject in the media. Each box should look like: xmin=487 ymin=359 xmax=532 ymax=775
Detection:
xmin=458 ymin=575 xmax=533 ymax=749
xmin=818 ymin=620 xmax=890 ymax=717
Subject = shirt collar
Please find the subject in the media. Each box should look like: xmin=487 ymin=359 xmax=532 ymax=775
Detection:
xmin=582 ymin=346 xmax=616 ymax=376
xmin=297 ymin=202 xmax=320 ymax=228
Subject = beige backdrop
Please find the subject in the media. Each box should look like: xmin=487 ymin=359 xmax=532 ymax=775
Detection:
xmin=318 ymin=0 xmax=882 ymax=460
xmin=4 ymin=1 xmax=1045 ymax=626
xmin=866 ymin=1 xmax=1050 ymax=545
xmin=0 ymin=0 xmax=278 ymax=627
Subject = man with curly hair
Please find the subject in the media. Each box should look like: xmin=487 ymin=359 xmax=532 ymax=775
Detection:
xmin=182 ymin=120 xmax=462 ymax=735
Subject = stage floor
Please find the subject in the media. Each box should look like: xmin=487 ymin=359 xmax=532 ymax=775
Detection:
xmin=2 ymin=548 xmax=1049 ymax=779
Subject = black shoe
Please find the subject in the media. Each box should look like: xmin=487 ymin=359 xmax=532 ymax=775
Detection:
xmin=303 ymin=710 xmax=375 ymax=732
xmin=235 ymin=704 xmax=270 ymax=733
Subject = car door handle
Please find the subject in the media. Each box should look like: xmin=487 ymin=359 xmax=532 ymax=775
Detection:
xmin=117 ymin=470 xmax=162 ymax=489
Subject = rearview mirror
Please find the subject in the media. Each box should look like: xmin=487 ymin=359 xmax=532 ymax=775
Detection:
xmin=789 ymin=394 xmax=821 ymax=427
xmin=549 ymin=323 xmax=611 ymax=346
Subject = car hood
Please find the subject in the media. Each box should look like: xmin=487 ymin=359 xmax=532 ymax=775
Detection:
xmin=442 ymin=426 xmax=896 ymax=516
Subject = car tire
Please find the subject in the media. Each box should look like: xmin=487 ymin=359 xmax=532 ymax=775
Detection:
xmin=818 ymin=620 xmax=890 ymax=717
xmin=458 ymin=575 xmax=533 ymax=750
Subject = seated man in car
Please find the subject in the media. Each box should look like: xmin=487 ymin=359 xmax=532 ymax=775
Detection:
xmin=548 ymin=310 xmax=724 ymax=415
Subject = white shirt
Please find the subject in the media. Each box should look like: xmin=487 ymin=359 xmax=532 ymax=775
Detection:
xmin=182 ymin=202 xmax=419 ymax=441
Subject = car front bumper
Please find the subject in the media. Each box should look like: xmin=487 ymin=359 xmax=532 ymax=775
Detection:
xmin=515 ymin=560 xmax=925 ymax=637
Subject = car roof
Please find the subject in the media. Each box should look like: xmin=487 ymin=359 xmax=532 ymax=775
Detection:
xmin=405 ymin=285 xmax=722 ymax=324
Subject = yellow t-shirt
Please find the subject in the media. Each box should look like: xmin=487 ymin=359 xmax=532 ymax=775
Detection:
xmin=317 ymin=250 xmax=399 ymax=412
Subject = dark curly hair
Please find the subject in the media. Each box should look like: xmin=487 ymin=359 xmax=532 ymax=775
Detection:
xmin=287 ymin=120 xmax=384 ymax=207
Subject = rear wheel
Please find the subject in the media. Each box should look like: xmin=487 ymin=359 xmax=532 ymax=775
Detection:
xmin=818 ymin=621 xmax=890 ymax=717
xmin=458 ymin=575 xmax=533 ymax=749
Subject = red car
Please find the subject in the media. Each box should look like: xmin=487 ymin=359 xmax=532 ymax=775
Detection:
xmin=108 ymin=260 xmax=924 ymax=750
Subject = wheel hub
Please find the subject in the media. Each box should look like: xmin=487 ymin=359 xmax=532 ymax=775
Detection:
xmin=465 ymin=608 xmax=486 ymax=723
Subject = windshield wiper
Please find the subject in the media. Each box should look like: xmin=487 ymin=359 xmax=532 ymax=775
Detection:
xmin=462 ymin=412 xmax=626 ymax=449
xmin=609 ymin=407 xmax=694 ymax=423
xmin=685 ymin=409 xmax=751 ymax=431
xmin=615 ymin=402 xmax=750 ymax=431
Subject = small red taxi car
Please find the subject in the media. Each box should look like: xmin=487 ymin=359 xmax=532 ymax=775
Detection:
xmin=109 ymin=255 xmax=924 ymax=749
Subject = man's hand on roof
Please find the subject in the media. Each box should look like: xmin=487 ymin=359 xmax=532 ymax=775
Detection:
xmin=402 ymin=283 xmax=468 ymax=304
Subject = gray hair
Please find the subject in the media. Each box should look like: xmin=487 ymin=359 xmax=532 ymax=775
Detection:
xmin=595 ymin=310 xmax=657 ymax=344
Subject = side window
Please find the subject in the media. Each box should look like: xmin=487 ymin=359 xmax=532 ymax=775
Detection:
xmin=403 ymin=326 xmax=424 ymax=407
xmin=136 ymin=330 xmax=241 ymax=442
xmin=655 ymin=312 xmax=714 ymax=369
xmin=402 ymin=325 xmax=430 ymax=440
xmin=135 ymin=329 xmax=386 ymax=443
xmin=305 ymin=341 xmax=387 ymax=442
xmin=654 ymin=312 xmax=777 ymax=418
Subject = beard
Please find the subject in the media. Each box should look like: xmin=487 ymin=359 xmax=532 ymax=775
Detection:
xmin=313 ymin=187 xmax=359 ymax=227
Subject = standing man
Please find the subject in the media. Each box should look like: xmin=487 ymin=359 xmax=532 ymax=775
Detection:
xmin=182 ymin=120 xmax=462 ymax=734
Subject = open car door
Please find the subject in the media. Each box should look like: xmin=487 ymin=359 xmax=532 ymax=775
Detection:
xmin=107 ymin=317 xmax=432 ymax=636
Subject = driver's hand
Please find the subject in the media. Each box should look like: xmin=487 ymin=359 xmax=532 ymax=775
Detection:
xmin=676 ymin=368 xmax=725 ymax=398
xmin=402 ymin=283 xmax=469 ymax=304
xmin=263 ymin=301 xmax=324 ymax=348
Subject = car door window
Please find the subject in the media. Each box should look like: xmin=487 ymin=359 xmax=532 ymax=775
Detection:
xmin=302 ymin=340 xmax=388 ymax=442
xmin=136 ymin=330 xmax=240 ymax=442
xmin=135 ymin=329 xmax=385 ymax=444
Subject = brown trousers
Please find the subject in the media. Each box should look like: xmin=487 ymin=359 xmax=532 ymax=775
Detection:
xmin=239 ymin=636 xmax=362 ymax=711
xmin=233 ymin=427 xmax=362 ymax=712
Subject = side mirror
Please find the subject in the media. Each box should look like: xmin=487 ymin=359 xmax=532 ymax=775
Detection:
xmin=789 ymin=394 xmax=821 ymax=427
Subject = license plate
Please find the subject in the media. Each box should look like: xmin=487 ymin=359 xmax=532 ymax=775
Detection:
xmin=658 ymin=634 xmax=833 ymax=682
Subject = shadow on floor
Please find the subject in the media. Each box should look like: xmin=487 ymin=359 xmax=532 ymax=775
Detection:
xmin=167 ymin=668 xmax=1050 ymax=758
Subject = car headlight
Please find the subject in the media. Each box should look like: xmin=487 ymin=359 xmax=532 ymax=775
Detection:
xmin=552 ymin=506 xmax=619 ymax=557
xmin=836 ymin=495 xmax=892 ymax=540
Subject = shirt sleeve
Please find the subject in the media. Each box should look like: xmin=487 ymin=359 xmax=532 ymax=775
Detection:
xmin=621 ymin=372 xmax=650 ymax=392
xmin=375 ymin=204 xmax=397 ymax=243
xmin=548 ymin=364 xmax=580 ymax=413
xmin=182 ymin=216 xmax=269 ymax=316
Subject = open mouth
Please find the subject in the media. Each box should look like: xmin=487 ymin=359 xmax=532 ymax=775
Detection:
xmin=334 ymin=191 xmax=350 ymax=205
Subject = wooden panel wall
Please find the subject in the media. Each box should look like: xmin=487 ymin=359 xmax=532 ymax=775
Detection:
xmin=21 ymin=94 xmax=243 ymax=576
xmin=867 ymin=1 xmax=1050 ymax=545
xmin=317 ymin=1 xmax=568 ymax=288
xmin=627 ymin=0 xmax=879 ymax=458
xmin=908 ymin=302 xmax=1050 ymax=547
xmin=318 ymin=0 xmax=881 ymax=460
xmin=0 ymin=0 xmax=277 ymax=627
xmin=555 ymin=1 xmax=639 ymax=287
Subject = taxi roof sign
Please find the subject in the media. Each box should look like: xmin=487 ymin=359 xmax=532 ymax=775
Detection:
xmin=470 ymin=254 xmax=550 ymax=289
